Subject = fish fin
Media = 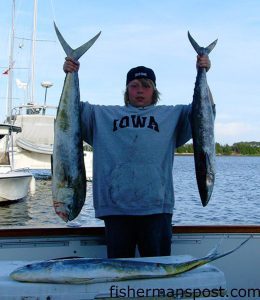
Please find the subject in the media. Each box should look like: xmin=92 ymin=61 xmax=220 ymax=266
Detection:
xmin=206 ymin=237 xmax=224 ymax=257
xmin=188 ymin=31 xmax=202 ymax=55
xmin=174 ymin=236 xmax=252 ymax=276
xmin=205 ymin=39 xmax=218 ymax=54
xmin=206 ymin=236 xmax=252 ymax=262
xmin=54 ymin=22 xmax=73 ymax=57
xmin=73 ymin=31 xmax=101 ymax=60
xmin=188 ymin=31 xmax=217 ymax=55
xmin=54 ymin=22 xmax=101 ymax=60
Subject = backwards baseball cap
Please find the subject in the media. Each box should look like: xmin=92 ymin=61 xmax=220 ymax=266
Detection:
xmin=126 ymin=66 xmax=156 ymax=86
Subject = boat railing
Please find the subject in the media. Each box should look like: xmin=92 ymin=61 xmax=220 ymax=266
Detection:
xmin=10 ymin=103 xmax=57 ymax=120
xmin=11 ymin=167 xmax=31 ymax=173
xmin=0 ymin=225 xmax=259 ymax=239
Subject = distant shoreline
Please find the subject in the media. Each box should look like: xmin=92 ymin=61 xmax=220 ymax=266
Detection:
xmin=175 ymin=153 xmax=260 ymax=157
xmin=176 ymin=141 xmax=260 ymax=156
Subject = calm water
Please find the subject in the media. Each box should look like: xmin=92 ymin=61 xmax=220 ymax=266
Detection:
xmin=0 ymin=156 xmax=259 ymax=228
xmin=173 ymin=155 xmax=260 ymax=225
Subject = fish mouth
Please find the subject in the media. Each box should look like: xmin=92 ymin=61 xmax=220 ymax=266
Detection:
xmin=56 ymin=211 xmax=69 ymax=222
xmin=53 ymin=202 xmax=69 ymax=222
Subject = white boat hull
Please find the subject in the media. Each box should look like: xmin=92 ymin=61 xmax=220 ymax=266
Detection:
xmin=0 ymin=171 xmax=32 ymax=201
xmin=13 ymin=147 xmax=93 ymax=180
xmin=13 ymin=147 xmax=51 ymax=170
xmin=9 ymin=113 xmax=93 ymax=180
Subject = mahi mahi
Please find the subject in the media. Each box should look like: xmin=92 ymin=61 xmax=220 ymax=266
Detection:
xmin=10 ymin=237 xmax=250 ymax=284
xmin=52 ymin=23 xmax=101 ymax=221
xmin=188 ymin=31 xmax=217 ymax=207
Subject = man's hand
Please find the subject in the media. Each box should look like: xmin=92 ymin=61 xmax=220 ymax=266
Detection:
xmin=63 ymin=57 xmax=80 ymax=73
xmin=196 ymin=55 xmax=211 ymax=72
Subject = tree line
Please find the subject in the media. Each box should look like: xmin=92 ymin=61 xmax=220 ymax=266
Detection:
xmin=85 ymin=141 xmax=260 ymax=155
xmin=176 ymin=142 xmax=260 ymax=155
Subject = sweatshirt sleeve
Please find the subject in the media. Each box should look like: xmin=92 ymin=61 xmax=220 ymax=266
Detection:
xmin=80 ymin=101 xmax=94 ymax=146
xmin=175 ymin=102 xmax=216 ymax=148
xmin=175 ymin=104 xmax=192 ymax=148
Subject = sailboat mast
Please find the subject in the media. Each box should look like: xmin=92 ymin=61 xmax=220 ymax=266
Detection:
xmin=7 ymin=0 xmax=16 ymax=120
xmin=30 ymin=0 xmax=38 ymax=104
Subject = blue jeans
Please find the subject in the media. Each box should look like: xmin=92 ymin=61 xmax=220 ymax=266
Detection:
xmin=103 ymin=214 xmax=173 ymax=258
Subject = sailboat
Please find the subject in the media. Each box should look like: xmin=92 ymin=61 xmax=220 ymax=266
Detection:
xmin=5 ymin=0 xmax=93 ymax=180
xmin=0 ymin=123 xmax=33 ymax=202
xmin=4 ymin=0 xmax=56 ymax=173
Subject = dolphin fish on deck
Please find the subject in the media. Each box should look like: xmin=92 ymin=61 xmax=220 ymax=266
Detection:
xmin=10 ymin=237 xmax=250 ymax=284
xmin=52 ymin=23 xmax=101 ymax=221
xmin=188 ymin=31 xmax=217 ymax=207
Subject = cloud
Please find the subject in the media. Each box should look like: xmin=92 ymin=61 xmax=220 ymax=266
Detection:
xmin=215 ymin=121 xmax=259 ymax=144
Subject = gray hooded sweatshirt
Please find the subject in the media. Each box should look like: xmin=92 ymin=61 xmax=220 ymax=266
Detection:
xmin=81 ymin=102 xmax=192 ymax=218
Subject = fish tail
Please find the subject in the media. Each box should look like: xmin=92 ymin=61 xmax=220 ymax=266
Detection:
xmin=206 ymin=236 xmax=251 ymax=263
xmin=205 ymin=237 xmax=224 ymax=257
xmin=54 ymin=22 xmax=101 ymax=60
xmin=188 ymin=31 xmax=217 ymax=55
xmin=163 ymin=236 xmax=251 ymax=278
xmin=175 ymin=236 xmax=252 ymax=275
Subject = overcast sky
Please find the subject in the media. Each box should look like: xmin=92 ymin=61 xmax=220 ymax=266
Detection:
xmin=0 ymin=0 xmax=259 ymax=145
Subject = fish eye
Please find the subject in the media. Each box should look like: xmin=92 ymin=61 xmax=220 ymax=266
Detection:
xmin=206 ymin=173 xmax=214 ymax=185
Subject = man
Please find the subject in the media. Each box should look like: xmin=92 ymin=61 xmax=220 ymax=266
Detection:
xmin=63 ymin=56 xmax=212 ymax=258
